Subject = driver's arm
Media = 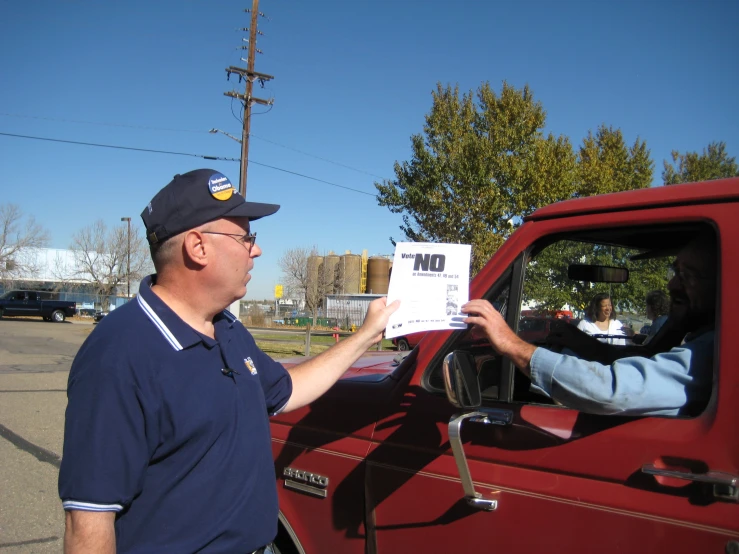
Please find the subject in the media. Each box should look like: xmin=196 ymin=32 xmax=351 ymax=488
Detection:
xmin=529 ymin=331 xmax=713 ymax=416
xmin=462 ymin=299 xmax=536 ymax=375
xmin=546 ymin=317 xmax=688 ymax=365
xmin=462 ymin=299 xmax=712 ymax=416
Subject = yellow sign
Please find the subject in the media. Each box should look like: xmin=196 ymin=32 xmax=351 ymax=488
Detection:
xmin=275 ymin=285 xmax=283 ymax=299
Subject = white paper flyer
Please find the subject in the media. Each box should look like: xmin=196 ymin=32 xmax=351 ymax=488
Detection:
xmin=385 ymin=242 xmax=472 ymax=339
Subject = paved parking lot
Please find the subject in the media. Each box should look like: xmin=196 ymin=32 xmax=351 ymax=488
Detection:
xmin=0 ymin=318 xmax=92 ymax=553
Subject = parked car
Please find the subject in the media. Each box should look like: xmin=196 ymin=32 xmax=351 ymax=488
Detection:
xmin=93 ymin=310 xmax=108 ymax=323
xmin=392 ymin=331 xmax=426 ymax=351
xmin=517 ymin=316 xmax=578 ymax=343
xmin=269 ymin=177 xmax=739 ymax=553
xmin=0 ymin=290 xmax=77 ymax=322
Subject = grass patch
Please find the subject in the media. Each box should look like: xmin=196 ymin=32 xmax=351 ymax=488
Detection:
xmin=256 ymin=341 xmax=331 ymax=359
xmin=255 ymin=334 xmax=395 ymax=360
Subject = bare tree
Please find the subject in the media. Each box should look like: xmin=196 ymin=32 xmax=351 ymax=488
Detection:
xmin=0 ymin=204 xmax=50 ymax=286
xmin=63 ymin=219 xmax=151 ymax=306
xmin=278 ymin=246 xmax=336 ymax=324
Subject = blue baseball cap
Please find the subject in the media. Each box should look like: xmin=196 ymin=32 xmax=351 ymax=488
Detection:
xmin=141 ymin=169 xmax=280 ymax=245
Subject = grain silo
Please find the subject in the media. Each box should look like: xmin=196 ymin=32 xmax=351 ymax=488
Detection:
xmin=307 ymin=255 xmax=323 ymax=297
xmin=366 ymin=256 xmax=391 ymax=294
xmin=323 ymin=254 xmax=340 ymax=293
xmin=338 ymin=254 xmax=362 ymax=294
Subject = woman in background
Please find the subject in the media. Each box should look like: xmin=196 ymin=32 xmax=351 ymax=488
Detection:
xmin=577 ymin=293 xmax=626 ymax=345
xmin=644 ymin=290 xmax=670 ymax=344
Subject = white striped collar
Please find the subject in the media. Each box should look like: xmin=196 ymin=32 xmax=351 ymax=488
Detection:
xmin=137 ymin=294 xmax=184 ymax=351
xmin=135 ymin=275 xmax=239 ymax=351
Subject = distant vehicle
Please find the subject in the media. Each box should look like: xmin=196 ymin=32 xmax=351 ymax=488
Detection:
xmin=0 ymin=290 xmax=77 ymax=322
xmin=392 ymin=331 xmax=426 ymax=351
xmin=517 ymin=316 xmax=579 ymax=343
xmin=93 ymin=311 xmax=108 ymax=323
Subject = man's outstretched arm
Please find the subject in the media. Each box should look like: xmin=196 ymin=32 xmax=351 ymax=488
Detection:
xmin=462 ymin=299 xmax=536 ymax=374
xmin=283 ymin=297 xmax=400 ymax=412
xmin=461 ymin=299 xmax=711 ymax=416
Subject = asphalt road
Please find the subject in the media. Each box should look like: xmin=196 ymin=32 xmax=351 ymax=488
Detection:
xmin=0 ymin=317 xmax=92 ymax=553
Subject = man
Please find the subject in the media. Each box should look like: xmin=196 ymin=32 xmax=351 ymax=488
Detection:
xmin=462 ymin=232 xmax=717 ymax=416
xmin=58 ymin=169 xmax=399 ymax=553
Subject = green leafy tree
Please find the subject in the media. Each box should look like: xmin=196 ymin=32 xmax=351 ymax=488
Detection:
xmin=521 ymin=128 xmax=656 ymax=312
xmin=577 ymin=125 xmax=653 ymax=196
xmin=663 ymin=141 xmax=738 ymax=185
xmin=375 ymin=81 xmax=578 ymax=274
xmin=376 ymin=83 xmax=654 ymax=275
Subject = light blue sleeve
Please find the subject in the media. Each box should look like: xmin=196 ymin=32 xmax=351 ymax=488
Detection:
xmin=528 ymin=331 xmax=714 ymax=416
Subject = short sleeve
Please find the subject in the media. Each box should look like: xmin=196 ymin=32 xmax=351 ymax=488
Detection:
xmin=58 ymin=334 xmax=158 ymax=512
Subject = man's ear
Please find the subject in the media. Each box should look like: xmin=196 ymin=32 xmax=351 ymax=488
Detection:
xmin=182 ymin=230 xmax=209 ymax=268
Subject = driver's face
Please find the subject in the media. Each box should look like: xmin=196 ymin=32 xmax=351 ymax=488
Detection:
xmin=667 ymin=240 xmax=716 ymax=330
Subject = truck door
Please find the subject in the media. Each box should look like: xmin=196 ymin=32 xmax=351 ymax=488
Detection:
xmin=367 ymin=208 xmax=738 ymax=553
xmin=5 ymin=291 xmax=30 ymax=316
xmin=26 ymin=292 xmax=43 ymax=316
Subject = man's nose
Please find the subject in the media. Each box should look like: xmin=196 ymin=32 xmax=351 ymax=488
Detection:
xmin=667 ymin=274 xmax=681 ymax=292
xmin=250 ymin=243 xmax=262 ymax=258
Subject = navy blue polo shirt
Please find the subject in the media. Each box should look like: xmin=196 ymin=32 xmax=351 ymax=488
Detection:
xmin=59 ymin=276 xmax=292 ymax=553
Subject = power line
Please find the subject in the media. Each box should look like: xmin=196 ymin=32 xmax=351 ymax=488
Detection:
xmin=247 ymin=160 xmax=375 ymax=196
xmin=0 ymin=131 xmax=237 ymax=161
xmin=0 ymin=131 xmax=377 ymax=196
xmin=249 ymin=134 xmax=384 ymax=178
xmin=0 ymin=112 xmax=387 ymax=179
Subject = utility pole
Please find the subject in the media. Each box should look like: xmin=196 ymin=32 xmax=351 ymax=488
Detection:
xmin=224 ymin=0 xmax=274 ymax=198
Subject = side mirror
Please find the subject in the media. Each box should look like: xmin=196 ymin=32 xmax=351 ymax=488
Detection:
xmin=631 ymin=333 xmax=647 ymax=345
xmin=442 ymin=351 xmax=481 ymax=409
xmin=568 ymin=264 xmax=629 ymax=283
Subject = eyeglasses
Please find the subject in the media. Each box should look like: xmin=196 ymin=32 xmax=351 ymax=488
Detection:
xmin=202 ymin=231 xmax=257 ymax=249
xmin=667 ymin=262 xmax=709 ymax=286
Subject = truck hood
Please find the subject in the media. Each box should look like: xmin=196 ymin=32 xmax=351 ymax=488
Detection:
xmin=279 ymin=351 xmax=409 ymax=380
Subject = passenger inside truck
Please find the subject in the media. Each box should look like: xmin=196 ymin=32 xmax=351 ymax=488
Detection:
xmin=425 ymin=222 xmax=718 ymax=417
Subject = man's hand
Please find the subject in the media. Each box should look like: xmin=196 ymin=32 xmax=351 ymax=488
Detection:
xmin=461 ymin=299 xmax=536 ymax=373
xmin=356 ymin=297 xmax=401 ymax=345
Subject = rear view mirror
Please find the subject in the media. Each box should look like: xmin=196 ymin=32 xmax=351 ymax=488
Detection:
xmin=442 ymin=351 xmax=481 ymax=409
xmin=568 ymin=264 xmax=629 ymax=283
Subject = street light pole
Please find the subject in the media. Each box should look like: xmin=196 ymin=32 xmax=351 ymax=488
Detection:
xmin=209 ymin=128 xmax=243 ymax=145
xmin=121 ymin=217 xmax=131 ymax=299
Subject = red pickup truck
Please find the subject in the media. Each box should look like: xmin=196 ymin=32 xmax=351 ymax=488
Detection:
xmin=391 ymin=331 xmax=426 ymax=351
xmin=270 ymin=178 xmax=738 ymax=553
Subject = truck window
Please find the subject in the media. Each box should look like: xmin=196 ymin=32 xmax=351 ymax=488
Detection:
xmin=518 ymin=238 xmax=668 ymax=347
xmin=425 ymin=222 xmax=718 ymax=418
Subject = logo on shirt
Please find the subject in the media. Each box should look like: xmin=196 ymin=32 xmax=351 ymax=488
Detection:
xmin=244 ymin=357 xmax=257 ymax=375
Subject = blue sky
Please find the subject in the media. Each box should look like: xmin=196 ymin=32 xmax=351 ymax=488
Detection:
xmin=1 ymin=0 xmax=737 ymax=300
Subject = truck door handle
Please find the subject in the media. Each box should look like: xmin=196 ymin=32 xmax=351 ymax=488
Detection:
xmin=448 ymin=409 xmax=512 ymax=511
xmin=641 ymin=464 xmax=739 ymax=502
